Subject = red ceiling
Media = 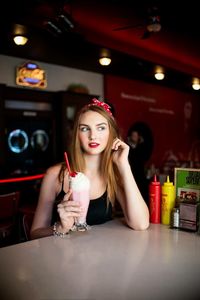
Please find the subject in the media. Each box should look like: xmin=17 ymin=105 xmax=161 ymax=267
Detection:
xmin=1 ymin=0 xmax=200 ymax=77
xmin=70 ymin=1 xmax=200 ymax=76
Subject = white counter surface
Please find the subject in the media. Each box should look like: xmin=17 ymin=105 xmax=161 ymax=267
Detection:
xmin=0 ymin=219 xmax=199 ymax=300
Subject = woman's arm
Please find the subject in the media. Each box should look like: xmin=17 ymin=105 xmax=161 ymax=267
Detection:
xmin=30 ymin=165 xmax=83 ymax=240
xmin=112 ymin=138 xmax=149 ymax=230
xmin=30 ymin=165 xmax=61 ymax=239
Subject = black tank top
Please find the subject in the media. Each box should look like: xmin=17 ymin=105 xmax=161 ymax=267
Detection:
xmin=51 ymin=178 xmax=113 ymax=226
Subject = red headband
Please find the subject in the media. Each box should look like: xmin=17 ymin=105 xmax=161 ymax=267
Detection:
xmin=88 ymin=98 xmax=113 ymax=116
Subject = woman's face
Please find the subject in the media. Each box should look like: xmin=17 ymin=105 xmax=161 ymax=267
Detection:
xmin=78 ymin=110 xmax=110 ymax=155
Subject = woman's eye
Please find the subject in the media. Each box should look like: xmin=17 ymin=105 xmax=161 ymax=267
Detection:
xmin=98 ymin=126 xmax=106 ymax=131
xmin=80 ymin=127 xmax=89 ymax=132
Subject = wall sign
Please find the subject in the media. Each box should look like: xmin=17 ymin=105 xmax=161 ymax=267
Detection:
xmin=16 ymin=61 xmax=47 ymax=89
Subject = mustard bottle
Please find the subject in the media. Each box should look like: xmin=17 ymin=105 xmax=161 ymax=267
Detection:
xmin=161 ymin=176 xmax=176 ymax=225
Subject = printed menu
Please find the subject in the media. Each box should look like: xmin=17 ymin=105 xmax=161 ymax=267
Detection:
xmin=174 ymin=168 xmax=200 ymax=203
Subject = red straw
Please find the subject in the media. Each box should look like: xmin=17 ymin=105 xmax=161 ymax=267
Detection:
xmin=64 ymin=152 xmax=72 ymax=175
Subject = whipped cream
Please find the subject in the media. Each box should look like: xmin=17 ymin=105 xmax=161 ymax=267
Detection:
xmin=70 ymin=172 xmax=90 ymax=191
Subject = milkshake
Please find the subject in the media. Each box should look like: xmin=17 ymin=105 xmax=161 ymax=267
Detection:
xmin=70 ymin=172 xmax=90 ymax=230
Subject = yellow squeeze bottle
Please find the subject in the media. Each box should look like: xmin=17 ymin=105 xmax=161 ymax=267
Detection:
xmin=161 ymin=176 xmax=175 ymax=225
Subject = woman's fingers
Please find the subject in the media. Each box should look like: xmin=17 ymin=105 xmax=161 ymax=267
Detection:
xmin=58 ymin=200 xmax=81 ymax=210
xmin=112 ymin=138 xmax=129 ymax=150
xmin=112 ymin=138 xmax=120 ymax=150
xmin=62 ymin=189 xmax=72 ymax=201
xmin=111 ymin=138 xmax=129 ymax=157
xmin=111 ymin=138 xmax=130 ymax=167
xmin=57 ymin=189 xmax=84 ymax=223
xmin=57 ymin=199 xmax=83 ymax=217
xmin=57 ymin=207 xmax=81 ymax=218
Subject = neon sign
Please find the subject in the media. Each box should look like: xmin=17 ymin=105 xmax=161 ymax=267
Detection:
xmin=16 ymin=61 xmax=47 ymax=89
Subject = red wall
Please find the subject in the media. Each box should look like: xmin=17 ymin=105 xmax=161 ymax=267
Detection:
xmin=104 ymin=75 xmax=200 ymax=170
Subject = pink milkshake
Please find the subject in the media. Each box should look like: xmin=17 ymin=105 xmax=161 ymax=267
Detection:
xmin=70 ymin=172 xmax=90 ymax=230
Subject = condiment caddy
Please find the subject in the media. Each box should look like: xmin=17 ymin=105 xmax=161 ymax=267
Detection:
xmin=149 ymin=174 xmax=199 ymax=232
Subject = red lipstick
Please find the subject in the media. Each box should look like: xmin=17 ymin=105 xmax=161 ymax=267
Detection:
xmin=89 ymin=143 xmax=99 ymax=148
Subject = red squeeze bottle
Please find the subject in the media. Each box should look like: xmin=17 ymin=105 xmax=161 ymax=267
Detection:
xmin=149 ymin=174 xmax=161 ymax=223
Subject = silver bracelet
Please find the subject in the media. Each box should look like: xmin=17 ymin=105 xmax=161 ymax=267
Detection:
xmin=53 ymin=222 xmax=69 ymax=238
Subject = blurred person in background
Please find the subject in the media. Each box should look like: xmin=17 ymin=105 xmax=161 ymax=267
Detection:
xmin=127 ymin=122 xmax=154 ymax=207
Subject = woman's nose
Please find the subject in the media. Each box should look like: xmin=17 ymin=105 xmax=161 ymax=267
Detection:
xmin=89 ymin=130 xmax=96 ymax=140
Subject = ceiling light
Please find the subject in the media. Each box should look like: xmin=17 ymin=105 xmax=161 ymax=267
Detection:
xmin=154 ymin=66 xmax=165 ymax=80
xmin=155 ymin=72 xmax=165 ymax=80
xmin=13 ymin=35 xmax=28 ymax=46
xmin=99 ymin=57 xmax=111 ymax=66
xmin=99 ymin=48 xmax=111 ymax=66
xmin=192 ymin=77 xmax=200 ymax=90
xmin=12 ymin=24 xmax=28 ymax=45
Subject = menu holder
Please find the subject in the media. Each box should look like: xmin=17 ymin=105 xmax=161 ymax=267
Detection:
xmin=174 ymin=168 xmax=200 ymax=232
xmin=174 ymin=168 xmax=200 ymax=204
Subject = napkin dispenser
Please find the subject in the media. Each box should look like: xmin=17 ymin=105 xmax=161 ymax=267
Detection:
xmin=179 ymin=202 xmax=199 ymax=231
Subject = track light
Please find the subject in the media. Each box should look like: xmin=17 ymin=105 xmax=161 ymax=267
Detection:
xmin=58 ymin=14 xmax=75 ymax=30
xmin=44 ymin=21 xmax=62 ymax=36
xmin=44 ymin=12 xmax=75 ymax=36
xmin=99 ymin=48 xmax=111 ymax=66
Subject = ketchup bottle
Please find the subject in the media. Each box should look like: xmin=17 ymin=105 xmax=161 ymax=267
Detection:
xmin=149 ymin=174 xmax=161 ymax=223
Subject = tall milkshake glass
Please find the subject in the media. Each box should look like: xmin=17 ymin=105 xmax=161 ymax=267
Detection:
xmin=64 ymin=152 xmax=90 ymax=231
xmin=70 ymin=172 xmax=91 ymax=231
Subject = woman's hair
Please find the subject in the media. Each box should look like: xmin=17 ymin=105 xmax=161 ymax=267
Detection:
xmin=67 ymin=103 xmax=122 ymax=206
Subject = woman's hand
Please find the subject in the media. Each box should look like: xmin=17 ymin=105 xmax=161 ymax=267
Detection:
xmin=112 ymin=138 xmax=130 ymax=167
xmin=57 ymin=189 xmax=82 ymax=232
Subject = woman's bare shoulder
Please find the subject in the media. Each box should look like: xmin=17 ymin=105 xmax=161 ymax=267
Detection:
xmin=45 ymin=163 xmax=63 ymax=178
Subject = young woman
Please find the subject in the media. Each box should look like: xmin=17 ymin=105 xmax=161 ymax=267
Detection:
xmin=30 ymin=99 xmax=149 ymax=239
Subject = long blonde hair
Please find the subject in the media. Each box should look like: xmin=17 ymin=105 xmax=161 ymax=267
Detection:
xmin=69 ymin=103 xmax=123 ymax=206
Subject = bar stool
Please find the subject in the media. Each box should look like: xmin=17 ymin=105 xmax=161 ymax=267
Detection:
xmin=0 ymin=191 xmax=20 ymax=247
xmin=22 ymin=214 xmax=34 ymax=241
xmin=18 ymin=202 xmax=37 ymax=242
